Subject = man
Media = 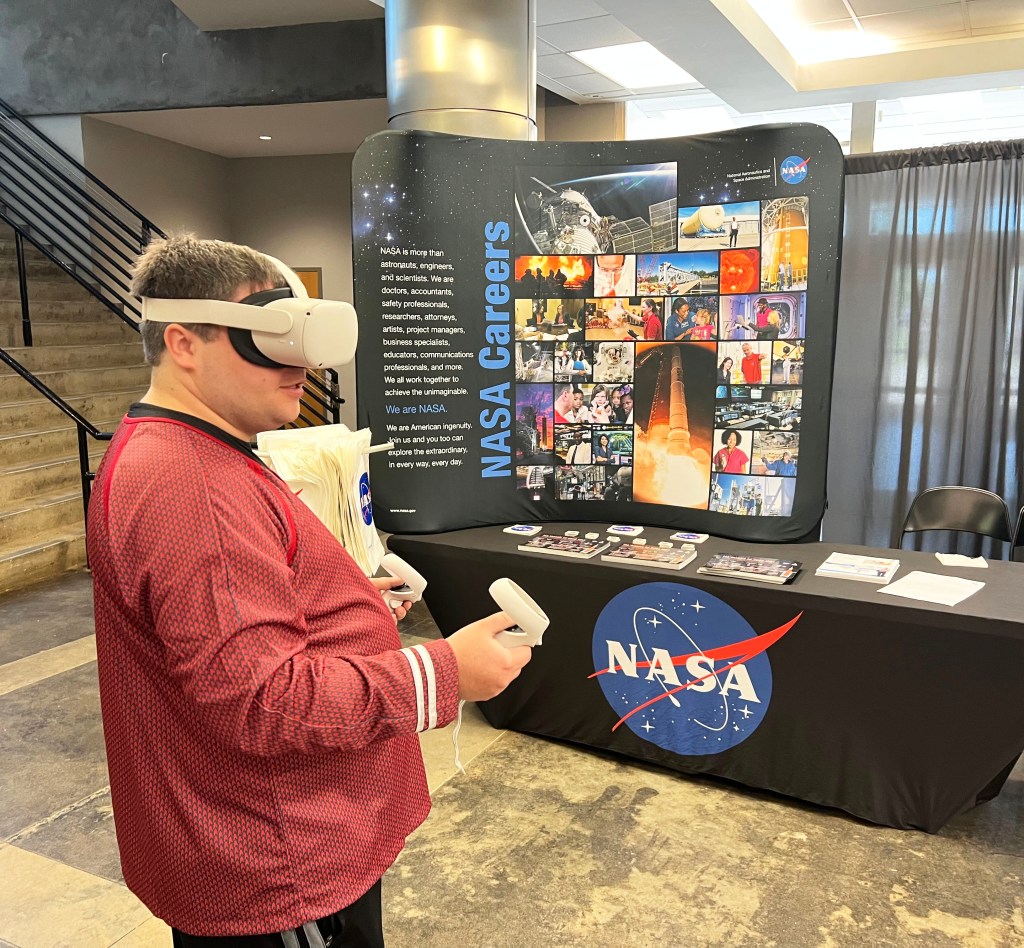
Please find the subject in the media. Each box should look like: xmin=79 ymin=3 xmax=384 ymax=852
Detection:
xmin=728 ymin=216 xmax=739 ymax=248
xmin=89 ymin=236 xmax=531 ymax=947
xmin=740 ymin=341 xmax=766 ymax=383
xmin=554 ymin=381 xmax=575 ymax=423
xmin=565 ymin=429 xmax=592 ymax=464
xmin=764 ymin=451 xmax=798 ymax=476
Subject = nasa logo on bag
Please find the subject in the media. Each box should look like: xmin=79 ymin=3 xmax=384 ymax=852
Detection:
xmin=780 ymin=155 xmax=809 ymax=185
xmin=359 ymin=473 xmax=373 ymax=526
xmin=590 ymin=583 xmax=800 ymax=755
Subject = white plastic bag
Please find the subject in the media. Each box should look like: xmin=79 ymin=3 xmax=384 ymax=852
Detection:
xmin=256 ymin=424 xmax=386 ymax=576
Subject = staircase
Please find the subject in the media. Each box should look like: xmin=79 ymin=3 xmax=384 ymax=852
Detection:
xmin=0 ymin=222 xmax=148 ymax=593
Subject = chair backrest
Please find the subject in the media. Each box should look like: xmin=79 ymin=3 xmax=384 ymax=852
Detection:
xmin=1013 ymin=506 xmax=1024 ymax=563
xmin=898 ymin=486 xmax=1013 ymax=551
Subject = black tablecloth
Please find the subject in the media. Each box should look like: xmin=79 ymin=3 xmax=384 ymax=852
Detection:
xmin=391 ymin=523 xmax=1024 ymax=832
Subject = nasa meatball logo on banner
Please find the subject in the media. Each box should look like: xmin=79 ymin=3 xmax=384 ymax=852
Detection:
xmin=780 ymin=155 xmax=810 ymax=185
xmin=590 ymin=583 xmax=800 ymax=755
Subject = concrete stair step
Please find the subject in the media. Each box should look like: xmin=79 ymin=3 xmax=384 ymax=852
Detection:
xmin=0 ymin=319 xmax=138 ymax=346
xmin=0 ymin=276 xmax=99 ymax=301
xmin=0 ymin=299 xmax=117 ymax=322
xmin=0 ymin=386 xmax=144 ymax=433
xmin=0 ymin=488 xmax=83 ymax=548
xmin=0 ymin=251 xmax=78 ymax=278
xmin=0 ymin=530 xmax=87 ymax=596
xmin=0 ymin=236 xmax=50 ymax=261
xmin=0 ymin=418 xmax=122 ymax=467
xmin=3 ymin=341 xmax=144 ymax=373
xmin=0 ymin=362 xmax=149 ymax=402
xmin=0 ymin=447 xmax=108 ymax=507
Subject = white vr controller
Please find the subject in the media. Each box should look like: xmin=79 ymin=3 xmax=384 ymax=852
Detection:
xmin=378 ymin=555 xmax=549 ymax=649
xmin=489 ymin=578 xmax=550 ymax=648
xmin=379 ymin=553 xmax=428 ymax=607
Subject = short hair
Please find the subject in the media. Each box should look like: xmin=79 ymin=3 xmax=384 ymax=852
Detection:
xmin=672 ymin=297 xmax=688 ymax=313
xmin=721 ymin=430 xmax=742 ymax=445
xmin=132 ymin=234 xmax=285 ymax=365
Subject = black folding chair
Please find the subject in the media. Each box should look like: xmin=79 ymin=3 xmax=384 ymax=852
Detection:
xmin=896 ymin=486 xmax=1013 ymax=556
xmin=1013 ymin=506 xmax=1024 ymax=563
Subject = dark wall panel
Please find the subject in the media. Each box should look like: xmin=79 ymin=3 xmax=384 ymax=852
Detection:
xmin=0 ymin=0 xmax=386 ymax=115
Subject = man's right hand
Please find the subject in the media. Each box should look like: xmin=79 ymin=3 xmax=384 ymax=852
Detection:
xmin=446 ymin=611 xmax=533 ymax=702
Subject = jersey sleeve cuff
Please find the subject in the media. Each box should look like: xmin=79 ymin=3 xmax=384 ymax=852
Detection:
xmin=398 ymin=638 xmax=460 ymax=731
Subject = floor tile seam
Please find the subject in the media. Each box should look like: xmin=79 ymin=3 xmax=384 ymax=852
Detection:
xmin=5 ymin=784 xmax=111 ymax=845
xmin=428 ymin=721 xmax=512 ymax=794
xmin=0 ymin=634 xmax=96 ymax=697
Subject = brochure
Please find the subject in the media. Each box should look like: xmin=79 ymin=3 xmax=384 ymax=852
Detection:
xmin=518 ymin=534 xmax=610 ymax=559
xmin=602 ymin=543 xmax=697 ymax=570
xmin=697 ymin=553 xmax=801 ymax=585
xmin=815 ymin=552 xmax=901 ymax=584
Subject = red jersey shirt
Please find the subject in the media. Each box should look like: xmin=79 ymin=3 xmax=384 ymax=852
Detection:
xmin=89 ymin=411 xmax=459 ymax=936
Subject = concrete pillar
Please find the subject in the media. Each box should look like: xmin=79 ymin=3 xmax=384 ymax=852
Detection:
xmin=385 ymin=0 xmax=537 ymax=140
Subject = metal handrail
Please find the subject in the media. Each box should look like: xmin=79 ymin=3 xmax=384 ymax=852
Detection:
xmin=0 ymin=94 xmax=344 ymax=526
xmin=0 ymin=97 xmax=163 ymax=237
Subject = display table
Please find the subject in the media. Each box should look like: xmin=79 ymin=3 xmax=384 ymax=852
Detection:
xmin=390 ymin=524 xmax=1024 ymax=832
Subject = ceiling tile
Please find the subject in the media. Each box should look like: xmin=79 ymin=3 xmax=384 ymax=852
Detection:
xmin=558 ymin=72 xmax=629 ymax=96
xmin=537 ymin=38 xmax=562 ymax=56
xmin=967 ymin=0 xmax=1024 ymax=31
xmin=849 ymin=0 xmax=956 ymax=14
xmin=537 ymin=15 xmax=642 ymax=52
xmin=536 ymin=0 xmax=610 ymax=27
xmin=789 ymin=0 xmax=852 ymax=24
xmin=858 ymin=5 xmax=968 ymax=40
xmin=538 ymin=52 xmax=594 ymax=79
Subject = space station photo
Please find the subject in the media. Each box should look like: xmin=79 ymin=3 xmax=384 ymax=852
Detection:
xmin=512 ymin=163 xmax=808 ymax=517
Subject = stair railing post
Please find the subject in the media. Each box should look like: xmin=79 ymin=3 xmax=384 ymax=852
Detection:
xmin=14 ymin=229 xmax=32 ymax=346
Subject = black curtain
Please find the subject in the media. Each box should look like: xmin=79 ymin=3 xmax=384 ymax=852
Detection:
xmin=823 ymin=141 xmax=1024 ymax=555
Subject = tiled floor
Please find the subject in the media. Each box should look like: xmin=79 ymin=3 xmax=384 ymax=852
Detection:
xmin=2 ymin=571 xmax=1024 ymax=947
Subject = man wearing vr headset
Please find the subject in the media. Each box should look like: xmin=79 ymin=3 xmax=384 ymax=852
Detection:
xmin=88 ymin=236 xmax=530 ymax=947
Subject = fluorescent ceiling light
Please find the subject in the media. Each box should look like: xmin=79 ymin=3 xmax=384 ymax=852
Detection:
xmin=259 ymin=134 xmax=273 ymax=140
xmin=570 ymin=42 xmax=697 ymax=90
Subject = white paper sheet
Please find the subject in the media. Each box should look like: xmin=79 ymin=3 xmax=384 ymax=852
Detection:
xmin=878 ymin=570 xmax=985 ymax=606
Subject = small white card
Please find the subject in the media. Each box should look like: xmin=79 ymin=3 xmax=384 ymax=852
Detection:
xmin=934 ymin=553 xmax=988 ymax=568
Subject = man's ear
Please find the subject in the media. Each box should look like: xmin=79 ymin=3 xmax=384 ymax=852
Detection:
xmin=162 ymin=324 xmax=215 ymax=370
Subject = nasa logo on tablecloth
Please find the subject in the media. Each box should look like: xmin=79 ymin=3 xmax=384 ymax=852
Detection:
xmin=780 ymin=155 xmax=809 ymax=185
xmin=590 ymin=582 xmax=800 ymax=755
xmin=359 ymin=473 xmax=374 ymax=526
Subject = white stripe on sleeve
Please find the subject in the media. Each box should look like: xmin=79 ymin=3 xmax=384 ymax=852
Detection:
xmin=400 ymin=646 xmax=426 ymax=732
xmin=412 ymin=643 xmax=438 ymax=730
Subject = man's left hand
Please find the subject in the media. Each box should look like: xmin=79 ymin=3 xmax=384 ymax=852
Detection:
xmin=370 ymin=576 xmax=414 ymax=622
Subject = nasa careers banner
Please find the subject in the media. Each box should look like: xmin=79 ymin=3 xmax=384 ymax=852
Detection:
xmin=352 ymin=125 xmax=843 ymax=540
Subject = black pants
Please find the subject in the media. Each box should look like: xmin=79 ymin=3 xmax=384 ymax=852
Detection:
xmin=171 ymin=879 xmax=384 ymax=948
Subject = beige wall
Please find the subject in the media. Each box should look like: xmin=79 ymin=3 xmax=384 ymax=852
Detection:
xmin=226 ymin=154 xmax=356 ymax=427
xmin=541 ymin=99 xmax=625 ymax=142
xmin=81 ymin=118 xmax=231 ymax=239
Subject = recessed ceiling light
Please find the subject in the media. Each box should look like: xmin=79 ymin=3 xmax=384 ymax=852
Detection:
xmin=569 ymin=42 xmax=697 ymax=90
xmin=259 ymin=134 xmax=272 ymax=141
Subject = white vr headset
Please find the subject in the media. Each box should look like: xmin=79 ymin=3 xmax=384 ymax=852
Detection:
xmin=140 ymin=255 xmax=358 ymax=369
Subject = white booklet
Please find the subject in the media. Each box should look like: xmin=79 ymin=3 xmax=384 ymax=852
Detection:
xmin=815 ymin=552 xmax=900 ymax=584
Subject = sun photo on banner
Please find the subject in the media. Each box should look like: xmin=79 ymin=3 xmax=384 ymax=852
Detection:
xmin=719 ymin=248 xmax=761 ymax=295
